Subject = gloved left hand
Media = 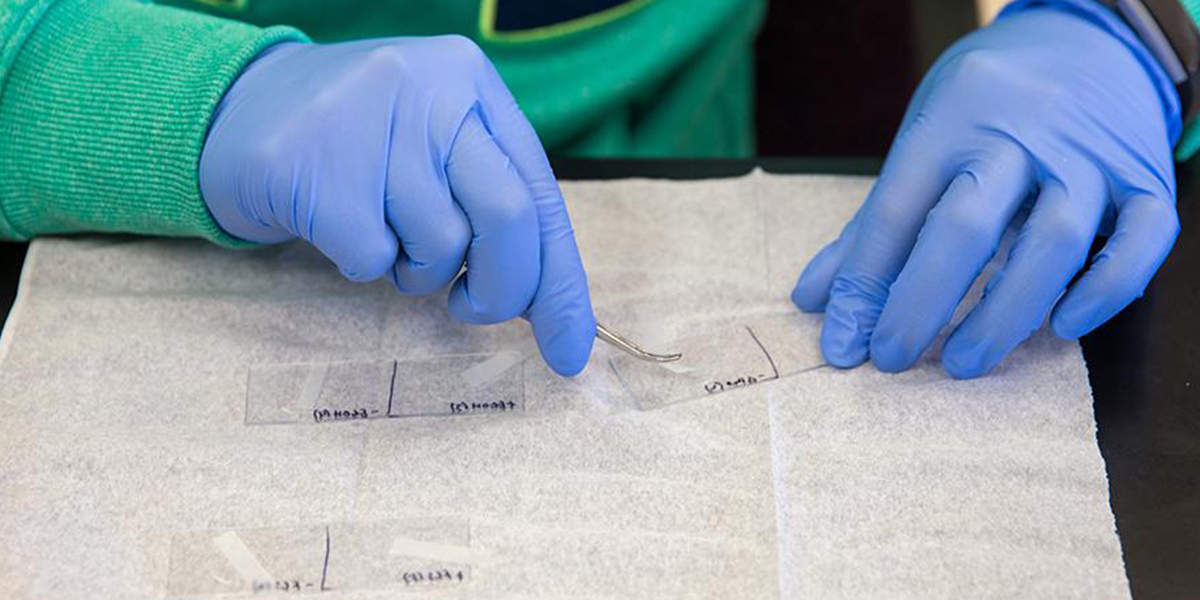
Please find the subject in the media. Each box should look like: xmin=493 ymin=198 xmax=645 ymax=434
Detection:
xmin=199 ymin=36 xmax=595 ymax=376
xmin=791 ymin=0 xmax=1182 ymax=378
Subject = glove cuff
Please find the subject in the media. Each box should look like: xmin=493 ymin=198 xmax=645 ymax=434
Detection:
xmin=0 ymin=0 xmax=306 ymax=245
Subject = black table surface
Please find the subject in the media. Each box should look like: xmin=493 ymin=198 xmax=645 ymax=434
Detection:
xmin=2 ymin=158 xmax=1196 ymax=600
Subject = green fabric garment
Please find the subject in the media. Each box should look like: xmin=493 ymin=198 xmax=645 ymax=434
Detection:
xmin=0 ymin=0 xmax=304 ymax=244
xmin=0 ymin=0 xmax=762 ymax=244
xmin=1175 ymin=0 xmax=1200 ymax=159
xmin=158 ymin=0 xmax=765 ymax=157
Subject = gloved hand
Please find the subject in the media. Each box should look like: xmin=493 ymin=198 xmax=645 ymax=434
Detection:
xmin=791 ymin=1 xmax=1181 ymax=378
xmin=200 ymin=36 xmax=595 ymax=376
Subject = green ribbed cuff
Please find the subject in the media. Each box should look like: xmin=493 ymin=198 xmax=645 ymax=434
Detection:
xmin=0 ymin=0 xmax=306 ymax=245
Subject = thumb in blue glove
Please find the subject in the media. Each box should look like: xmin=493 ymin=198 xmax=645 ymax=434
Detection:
xmin=199 ymin=36 xmax=595 ymax=376
xmin=792 ymin=1 xmax=1181 ymax=378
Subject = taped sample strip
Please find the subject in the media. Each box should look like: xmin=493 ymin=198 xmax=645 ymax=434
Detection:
xmin=461 ymin=349 xmax=526 ymax=389
xmin=244 ymin=360 xmax=394 ymax=425
xmin=212 ymin=531 xmax=274 ymax=586
xmin=297 ymin=363 xmax=329 ymax=409
xmin=389 ymin=537 xmax=486 ymax=566
xmin=167 ymin=518 xmax=473 ymax=596
xmin=460 ymin=338 xmax=538 ymax=389
xmin=167 ymin=525 xmax=327 ymax=596
xmin=328 ymin=518 xmax=473 ymax=591
xmin=245 ymin=353 xmax=526 ymax=425
xmin=390 ymin=354 xmax=525 ymax=418
xmin=610 ymin=313 xmax=823 ymax=410
xmin=611 ymin=325 xmax=778 ymax=410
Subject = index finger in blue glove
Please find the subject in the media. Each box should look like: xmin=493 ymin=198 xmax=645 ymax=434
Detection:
xmin=474 ymin=59 xmax=596 ymax=376
xmin=818 ymin=128 xmax=956 ymax=368
xmin=791 ymin=213 xmax=860 ymax=313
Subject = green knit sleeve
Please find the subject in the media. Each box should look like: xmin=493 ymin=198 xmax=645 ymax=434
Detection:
xmin=0 ymin=0 xmax=307 ymax=245
xmin=1176 ymin=0 xmax=1200 ymax=159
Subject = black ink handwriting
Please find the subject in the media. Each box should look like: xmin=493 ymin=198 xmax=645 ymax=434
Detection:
xmin=448 ymin=400 xmax=518 ymax=415
xmin=704 ymin=374 xmax=768 ymax=394
xmin=251 ymin=579 xmax=314 ymax=594
xmin=312 ymin=407 xmax=379 ymax=424
xmin=401 ymin=568 xmax=466 ymax=586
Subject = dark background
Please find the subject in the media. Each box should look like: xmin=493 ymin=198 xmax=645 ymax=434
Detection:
xmin=755 ymin=0 xmax=977 ymax=156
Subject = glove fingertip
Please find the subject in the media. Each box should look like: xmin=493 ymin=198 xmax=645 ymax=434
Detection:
xmin=535 ymin=313 xmax=596 ymax=376
xmin=791 ymin=278 xmax=826 ymax=313
xmin=820 ymin=319 xmax=869 ymax=369
xmin=818 ymin=290 xmax=881 ymax=368
xmin=447 ymin=276 xmax=531 ymax=325
xmin=791 ymin=243 xmax=846 ymax=312
xmin=941 ymin=334 xmax=993 ymax=380
xmin=334 ymin=234 xmax=399 ymax=283
xmin=1050 ymin=286 xmax=1120 ymax=341
xmin=1049 ymin=312 xmax=1086 ymax=341
xmin=446 ymin=278 xmax=486 ymax=326
xmin=869 ymin=333 xmax=916 ymax=373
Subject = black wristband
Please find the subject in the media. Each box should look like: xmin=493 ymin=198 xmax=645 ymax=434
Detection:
xmin=1100 ymin=0 xmax=1200 ymax=123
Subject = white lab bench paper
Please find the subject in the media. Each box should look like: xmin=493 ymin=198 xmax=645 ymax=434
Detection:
xmin=0 ymin=172 xmax=1128 ymax=599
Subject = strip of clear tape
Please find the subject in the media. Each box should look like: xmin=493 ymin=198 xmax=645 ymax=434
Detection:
xmin=244 ymin=353 xmax=526 ymax=426
xmin=609 ymin=313 xmax=824 ymax=410
xmin=166 ymin=518 xmax=472 ymax=596
xmin=242 ymin=313 xmax=822 ymax=423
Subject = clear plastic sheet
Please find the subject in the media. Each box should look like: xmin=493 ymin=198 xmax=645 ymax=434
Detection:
xmin=611 ymin=313 xmax=824 ymax=409
xmin=246 ymin=355 xmax=525 ymax=425
xmin=166 ymin=518 xmax=471 ymax=596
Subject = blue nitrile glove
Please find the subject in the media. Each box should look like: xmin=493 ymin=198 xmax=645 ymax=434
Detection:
xmin=791 ymin=1 xmax=1181 ymax=378
xmin=200 ymin=37 xmax=595 ymax=375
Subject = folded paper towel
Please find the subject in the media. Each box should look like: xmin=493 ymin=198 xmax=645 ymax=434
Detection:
xmin=0 ymin=172 xmax=1128 ymax=599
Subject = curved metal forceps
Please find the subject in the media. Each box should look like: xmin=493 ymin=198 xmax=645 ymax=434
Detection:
xmin=595 ymin=323 xmax=682 ymax=363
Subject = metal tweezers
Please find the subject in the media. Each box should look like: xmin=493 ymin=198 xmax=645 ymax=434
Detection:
xmin=595 ymin=322 xmax=682 ymax=363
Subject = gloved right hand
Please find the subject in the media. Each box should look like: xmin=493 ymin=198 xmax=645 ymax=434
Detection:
xmin=199 ymin=37 xmax=596 ymax=376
